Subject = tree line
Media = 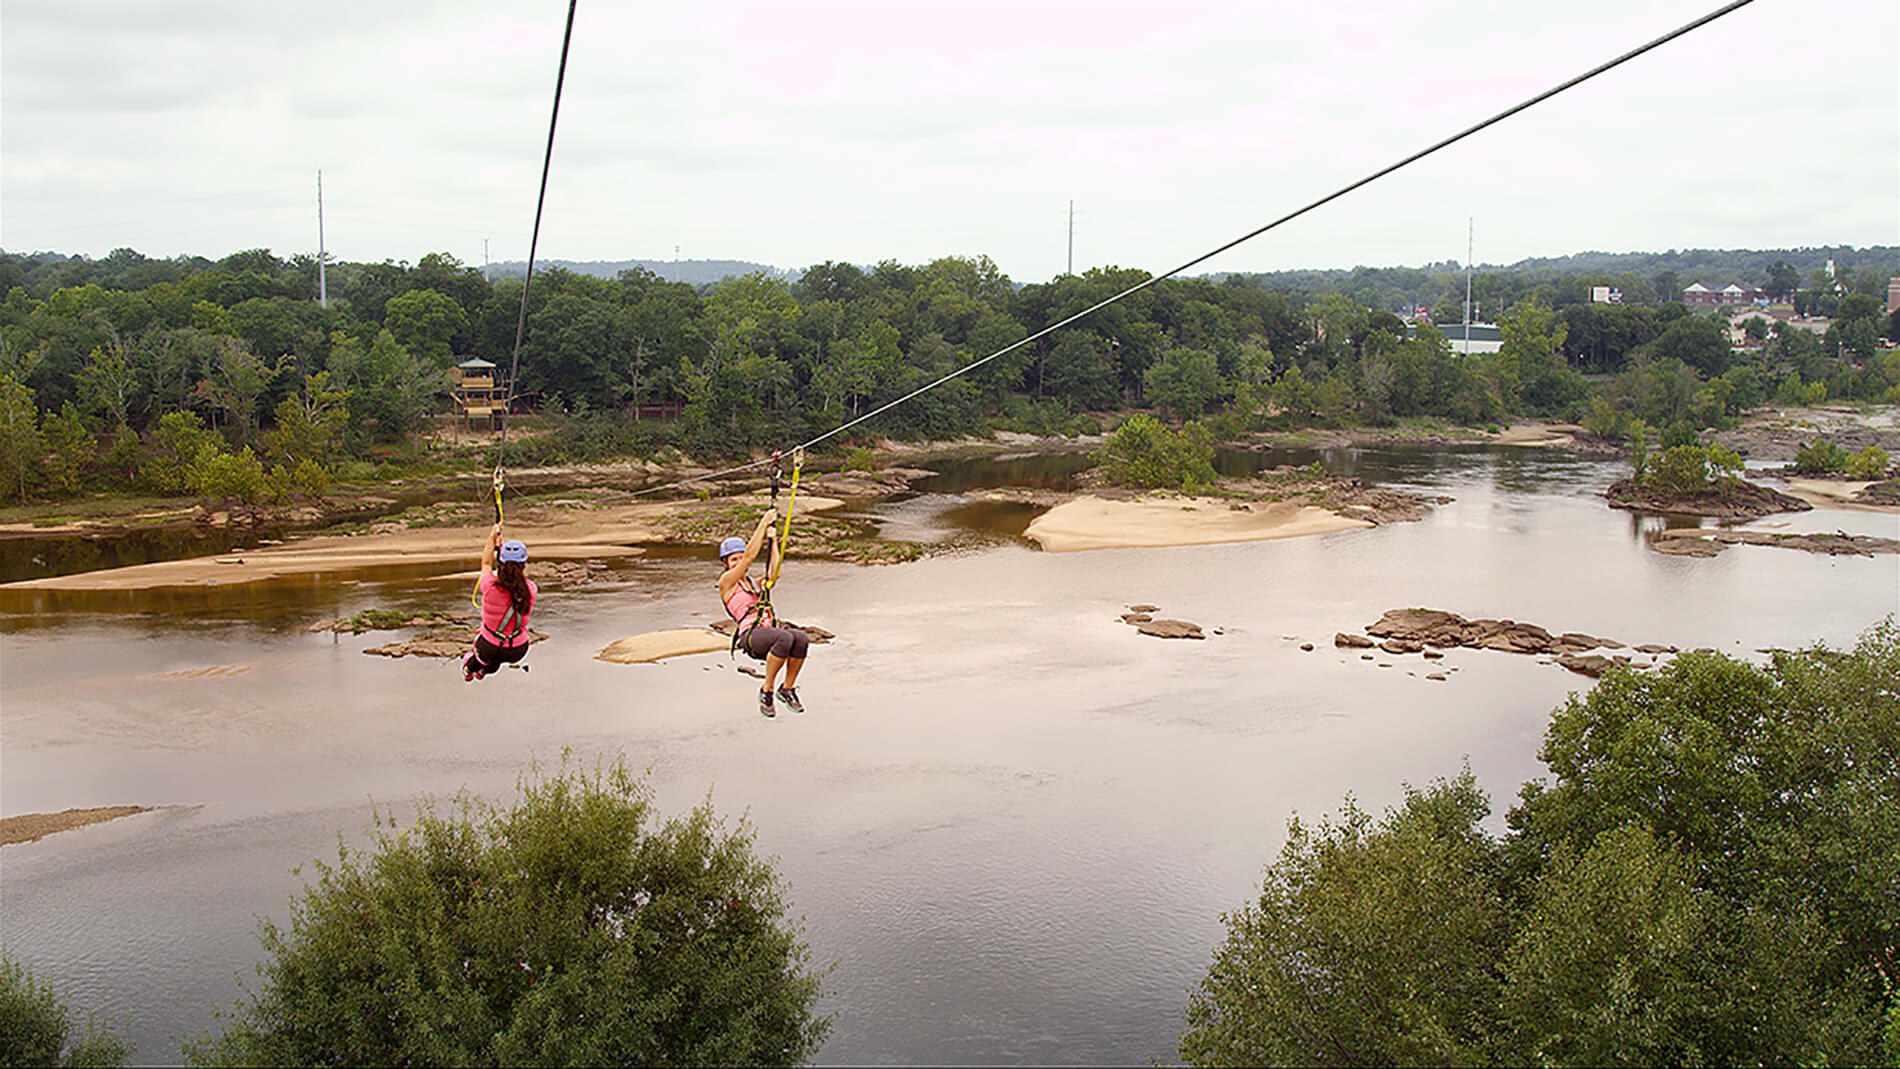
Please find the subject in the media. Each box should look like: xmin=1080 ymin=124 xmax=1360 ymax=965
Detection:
xmin=1 ymin=245 xmax=1896 ymax=505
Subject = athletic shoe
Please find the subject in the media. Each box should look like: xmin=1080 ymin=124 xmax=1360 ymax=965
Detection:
xmin=758 ymin=689 xmax=776 ymax=718
xmin=776 ymin=686 xmax=804 ymax=713
xmin=463 ymin=659 xmax=477 ymax=682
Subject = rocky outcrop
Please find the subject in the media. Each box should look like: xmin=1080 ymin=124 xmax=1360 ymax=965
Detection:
xmin=1604 ymin=477 xmax=1809 ymax=518
xmin=1652 ymin=529 xmax=1899 ymax=557
xmin=1344 ymin=608 xmax=1677 ymax=678
xmin=1121 ymin=604 xmax=1206 ymax=640
xmin=364 ymin=627 xmax=548 ymax=658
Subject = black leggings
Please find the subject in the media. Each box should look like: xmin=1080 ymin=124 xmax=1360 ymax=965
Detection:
xmin=743 ymin=626 xmax=809 ymax=661
xmin=466 ymin=634 xmax=529 ymax=673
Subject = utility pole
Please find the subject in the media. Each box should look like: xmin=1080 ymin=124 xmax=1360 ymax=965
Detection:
xmin=483 ymin=238 xmax=490 ymax=282
xmin=1067 ymin=200 xmax=1074 ymax=276
xmin=1463 ymin=217 xmax=1473 ymax=356
xmin=316 ymin=170 xmax=328 ymax=309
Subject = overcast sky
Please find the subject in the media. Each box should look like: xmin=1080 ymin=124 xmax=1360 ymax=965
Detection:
xmin=3 ymin=0 xmax=1895 ymax=284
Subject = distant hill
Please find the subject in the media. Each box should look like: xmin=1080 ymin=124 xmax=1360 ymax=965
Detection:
xmin=1218 ymin=245 xmax=1900 ymax=291
xmin=486 ymin=258 xmax=790 ymax=286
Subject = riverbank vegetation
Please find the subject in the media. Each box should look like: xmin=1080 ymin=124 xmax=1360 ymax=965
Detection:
xmin=1 ymin=246 xmax=1895 ymax=512
xmin=1181 ymin=620 xmax=1900 ymax=1067
xmin=0 ymin=955 xmax=129 ymax=1067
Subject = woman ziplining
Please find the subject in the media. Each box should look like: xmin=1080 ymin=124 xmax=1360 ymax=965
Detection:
xmin=464 ymin=521 xmax=539 ymax=681
xmin=445 ymin=0 xmax=575 ymax=679
xmin=717 ymin=450 xmax=813 ymax=717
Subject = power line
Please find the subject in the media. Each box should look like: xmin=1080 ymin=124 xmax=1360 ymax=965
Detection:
xmin=602 ymin=0 xmax=1765 ymax=502
xmin=495 ymin=0 xmax=580 ymax=481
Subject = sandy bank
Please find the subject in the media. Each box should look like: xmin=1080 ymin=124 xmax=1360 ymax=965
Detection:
xmin=1025 ymin=496 xmax=1372 ymax=552
xmin=596 ymin=627 xmax=731 ymax=664
xmin=1779 ymin=477 xmax=1900 ymax=514
xmin=3 ymin=495 xmax=845 ymax=593
xmin=1 ymin=806 xmax=154 ymax=846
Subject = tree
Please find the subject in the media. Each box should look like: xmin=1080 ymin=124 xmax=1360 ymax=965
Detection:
xmin=190 ymin=337 xmax=282 ymax=446
xmin=0 ymin=371 xmax=44 ymax=503
xmin=1040 ymin=330 xmax=1117 ymax=409
xmin=138 ymin=410 xmax=222 ymax=495
xmin=1182 ymin=770 xmax=1508 ymax=1067
xmin=40 ymin=400 xmax=95 ymax=496
xmin=1185 ymin=623 xmax=1900 ymax=1067
xmin=1095 ymin=414 xmax=1215 ymax=492
xmin=1764 ymin=259 xmax=1799 ymax=301
xmin=189 ymin=760 xmax=828 ymax=1067
xmin=0 ymin=955 xmax=130 ymax=1067
xmin=1143 ymin=347 xmax=1222 ymax=419
xmin=383 ymin=287 xmax=469 ymax=366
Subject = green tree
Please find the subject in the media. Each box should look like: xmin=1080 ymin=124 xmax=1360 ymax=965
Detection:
xmin=259 ymin=371 xmax=350 ymax=470
xmin=0 ymin=371 xmax=44 ymax=503
xmin=190 ymin=337 xmax=282 ymax=446
xmin=1764 ymin=259 xmax=1799 ymax=301
xmin=40 ymin=399 xmax=95 ymax=496
xmin=1187 ymin=623 xmax=1899 ymax=1067
xmin=0 ymin=954 xmax=130 ymax=1067
xmin=1096 ymin=414 xmax=1215 ymax=492
xmin=1182 ymin=770 xmax=1508 ymax=1067
xmin=383 ymin=287 xmax=469 ymax=366
xmin=1144 ymin=347 xmax=1222 ymax=419
xmin=189 ymin=760 xmax=828 ymax=1067
xmin=139 ymin=410 xmax=223 ymax=495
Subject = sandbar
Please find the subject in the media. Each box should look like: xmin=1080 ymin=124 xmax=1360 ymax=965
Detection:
xmin=2 ymin=495 xmax=844 ymax=593
xmin=597 ymin=627 xmax=731 ymax=663
xmin=1 ymin=806 xmax=154 ymax=846
xmin=1780 ymin=477 xmax=1899 ymax=514
xmin=1025 ymin=496 xmax=1372 ymax=552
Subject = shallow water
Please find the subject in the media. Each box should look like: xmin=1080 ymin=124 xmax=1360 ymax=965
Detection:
xmin=2 ymin=446 xmax=1895 ymax=1066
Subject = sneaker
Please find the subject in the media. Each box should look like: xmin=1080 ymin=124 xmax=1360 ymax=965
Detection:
xmin=463 ymin=658 xmax=477 ymax=682
xmin=776 ymin=686 xmax=804 ymax=713
xmin=758 ymin=689 xmax=776 ymax=718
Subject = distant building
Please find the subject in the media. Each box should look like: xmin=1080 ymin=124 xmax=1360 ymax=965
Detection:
xmin=1424 ymin=322 xmax=1503 ymax=354
xmin=448 ymin=358 xmax=507 ymax=430
xmin=1887 ymin=277 xmax=1900 ymax=314
xmin=1682 ymin=282 xmax=1764 ymax=309
xmin=1590 ymin=286 xmax=1623 ymax=304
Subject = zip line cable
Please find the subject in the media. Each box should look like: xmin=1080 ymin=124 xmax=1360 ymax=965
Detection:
xmin=607 ymin=0 xmax=1757 ymax=503
xmin=491 ymin=0 xmax=580 ymax=518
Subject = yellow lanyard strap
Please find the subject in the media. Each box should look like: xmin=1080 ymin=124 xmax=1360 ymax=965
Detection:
xmin=766 ymin=449 xmax=802 ymax=589
xmin=473 ymin=468 xmax=505 ymax=608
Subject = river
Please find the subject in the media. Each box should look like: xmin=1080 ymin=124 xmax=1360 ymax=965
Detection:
xmin=1 ymin=445 xmax=1895 ymax=1066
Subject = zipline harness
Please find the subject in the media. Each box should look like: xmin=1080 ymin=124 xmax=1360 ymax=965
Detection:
xmin=730 ymin=448 xmax=803 ymax=660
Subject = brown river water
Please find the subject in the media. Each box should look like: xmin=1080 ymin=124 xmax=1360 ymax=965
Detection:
xmin=1 ymin=446 xmax=1895 ymax=1066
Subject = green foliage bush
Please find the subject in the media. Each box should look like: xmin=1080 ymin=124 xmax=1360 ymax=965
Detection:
xmin=1184 ymin=621 xmax=1900 ymax=1068
xmin=1096 ymin=414 xmax=1215 ymax=492
xmin=0 ymin=955 xmax=130 ymax=1067
xmin=137 ymin=411 xmax=222 ymax=495
xmin=1847 ymin=445 xmax=1890 ymax=481
xmin=196 ymin=447 xmax=267 ymax=504
xmin=1645 ymin=443 xmax=1735 ymax=496
xmin=1793 ymin=438 xmax=1850 ymax=475
xmin=842 ymin=446 xmax=876 ymax=473
xmin=188 ymin=759 xmax=828 ymax=1067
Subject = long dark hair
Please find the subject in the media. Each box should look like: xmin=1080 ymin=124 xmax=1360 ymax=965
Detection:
xmin=495 ymin=559 xmax=533 ymax=615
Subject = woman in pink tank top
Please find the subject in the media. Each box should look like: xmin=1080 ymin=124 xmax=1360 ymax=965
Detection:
xmin=718 ymin=510 xmax=812 ymax=718
xmin=463 ymin=523 xmax=537 ymax=681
